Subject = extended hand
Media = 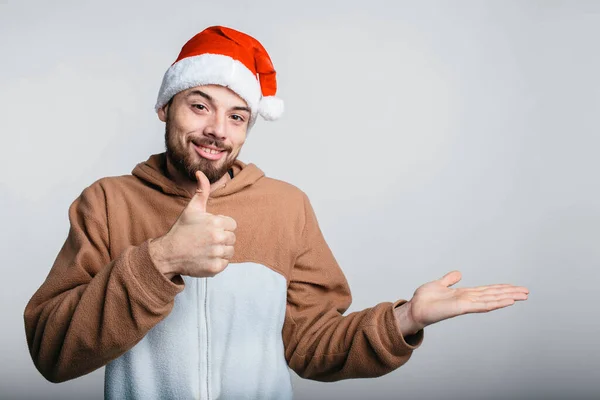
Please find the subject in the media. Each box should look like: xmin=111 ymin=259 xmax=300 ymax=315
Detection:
xmin=395 ymin=271 xmax=529 ymax=335
xmin=149 ymin=170 xmax=237 ymax=279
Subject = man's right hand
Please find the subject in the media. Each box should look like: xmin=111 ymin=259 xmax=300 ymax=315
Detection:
xmin=149 ymin=170 xmax=237 ymax=280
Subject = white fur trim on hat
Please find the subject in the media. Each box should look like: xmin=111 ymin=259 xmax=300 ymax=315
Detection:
xmin=258 ymin=96 xmax=284 ymax=121
xmin=155 ymin=54 xmax=262 ymax=116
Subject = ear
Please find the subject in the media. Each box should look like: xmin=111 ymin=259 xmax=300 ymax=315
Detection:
xmin=157 ymin=103 xmax=169 ymax=122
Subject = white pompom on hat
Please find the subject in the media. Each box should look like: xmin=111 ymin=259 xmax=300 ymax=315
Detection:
xmin=155 ymin=26 xmax=284 ymax=123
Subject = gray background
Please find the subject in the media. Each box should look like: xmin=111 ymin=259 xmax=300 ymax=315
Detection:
xmin=1 ymin=0 xmax=599 ymax=399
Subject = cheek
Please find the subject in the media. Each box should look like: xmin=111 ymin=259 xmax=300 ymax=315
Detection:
xmin=232 ymin=130 xmax=247 ymax=149
xmin=172 ymin=111 xmax=203 ymax=137
xmin=167 ymin=128 xmax=191 ymax=150
xmin=230 ymin=141 xmax=245 ymax=157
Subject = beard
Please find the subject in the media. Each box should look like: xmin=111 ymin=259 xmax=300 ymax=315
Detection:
xmin=164 ymin=114 xmax=237 ymax=184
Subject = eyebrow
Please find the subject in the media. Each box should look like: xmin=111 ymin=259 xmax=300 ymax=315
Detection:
xmin=187 ymin=90 xmax=251 ymax=114
xmin=187 ymin=89 xmax=213 ymax=102
xmin=231 ymin=105 xmax=252 ymax=114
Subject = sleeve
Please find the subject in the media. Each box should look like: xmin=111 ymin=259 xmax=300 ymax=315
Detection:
xmin=282 ymin=194 xmax=424 ymax=381
xmin=23 ymin=183 xmax=184 ymax=383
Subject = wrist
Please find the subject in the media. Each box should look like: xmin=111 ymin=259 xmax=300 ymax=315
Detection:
xmin=393 ymin=301 xmax=422 ymax=337
xmin=148 ymin=236 xmax=179 ymax=281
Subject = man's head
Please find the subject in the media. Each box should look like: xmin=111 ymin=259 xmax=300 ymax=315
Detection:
xmin=155 ymin=26 xmax=283 ymax=183
xmin=158 ymin=84 xmax=250 ymax=183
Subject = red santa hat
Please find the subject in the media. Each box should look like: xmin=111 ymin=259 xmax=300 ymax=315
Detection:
xmin=155 ymin=26 xmax=284 ymax=122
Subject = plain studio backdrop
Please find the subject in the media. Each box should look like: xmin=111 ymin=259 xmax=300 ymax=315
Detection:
xmin=1 ymin=1 xmax=599 ymax=399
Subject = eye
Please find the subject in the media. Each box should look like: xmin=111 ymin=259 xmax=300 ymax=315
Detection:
xmin=192 ymin=104 xmax=207 ymax=111
xmin=230 ymin=114 xmax=245 ymax=122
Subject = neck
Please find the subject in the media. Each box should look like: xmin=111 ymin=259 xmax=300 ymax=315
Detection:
xmin=165 ymin=157 xmax=230 ymax=197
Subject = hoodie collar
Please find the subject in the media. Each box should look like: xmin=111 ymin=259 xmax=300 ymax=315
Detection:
xmin=132 ymin=153 xmax=265 ymax=199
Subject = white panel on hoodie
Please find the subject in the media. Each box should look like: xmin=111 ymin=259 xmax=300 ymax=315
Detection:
xmin=105 ymin=262 xmax=292 ymax=400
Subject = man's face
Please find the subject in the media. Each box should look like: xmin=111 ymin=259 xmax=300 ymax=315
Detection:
xmin=159 ymin=85 xmax=251 ymax=183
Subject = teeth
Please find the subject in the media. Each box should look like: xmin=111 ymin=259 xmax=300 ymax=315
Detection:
xmin=200 ymin=146 xmax=222 ymax=155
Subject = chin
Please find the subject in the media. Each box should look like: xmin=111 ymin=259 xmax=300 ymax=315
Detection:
xmin=189 ymin=157 xmax=231 ymax=183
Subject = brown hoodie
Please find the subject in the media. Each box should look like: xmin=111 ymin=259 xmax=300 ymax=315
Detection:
xmin=24 ymin=153 xmax=423 ymax=398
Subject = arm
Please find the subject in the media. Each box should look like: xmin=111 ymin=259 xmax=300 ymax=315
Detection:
xmin=23 ymin=183 xmax=184 ymax=383
xmin=282 ymin=194 xmax=423 ymax=381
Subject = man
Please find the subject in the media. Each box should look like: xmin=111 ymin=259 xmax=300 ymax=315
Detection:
xmin=24 ymin=26 xmax=529 ymax=399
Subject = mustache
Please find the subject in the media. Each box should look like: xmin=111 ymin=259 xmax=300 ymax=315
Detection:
xmin=190 ymin=137 xmax=232 ymax=152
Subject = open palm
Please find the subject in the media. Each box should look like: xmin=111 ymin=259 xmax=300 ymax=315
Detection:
xmin=409 ymin=271 xmax=529 ymax=330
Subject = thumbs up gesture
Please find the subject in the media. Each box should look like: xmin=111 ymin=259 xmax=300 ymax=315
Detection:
xmin=149 ymin=170 xmax=237 ymax=280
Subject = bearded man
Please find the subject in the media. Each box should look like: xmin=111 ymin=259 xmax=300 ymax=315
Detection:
xmin=24 ymin=26 xmax=529 ymax=400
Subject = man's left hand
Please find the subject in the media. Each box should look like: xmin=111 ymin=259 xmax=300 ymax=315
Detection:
xmin=394 ymin=271 xmax=529 ymax=336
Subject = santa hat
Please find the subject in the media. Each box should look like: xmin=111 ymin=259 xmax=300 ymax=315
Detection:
xmin=155 ymin=26 xmax=284 ymax=123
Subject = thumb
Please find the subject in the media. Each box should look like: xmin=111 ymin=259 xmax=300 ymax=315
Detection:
xmin=439 ymin=270 xmax=462 ymax=287
xmin=191 ymin=169 xmax=211 ymax=212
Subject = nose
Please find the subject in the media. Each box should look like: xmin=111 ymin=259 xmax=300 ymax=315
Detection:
xmin=204 ymin=112 xmax=227 ymax=141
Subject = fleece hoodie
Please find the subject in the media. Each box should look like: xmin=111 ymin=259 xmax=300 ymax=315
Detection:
xmin=24 ymin=153 xmax=423 ymax=400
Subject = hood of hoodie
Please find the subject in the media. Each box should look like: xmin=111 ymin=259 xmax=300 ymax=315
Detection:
xmin=132 ymin=153 xmax=265 ymax=199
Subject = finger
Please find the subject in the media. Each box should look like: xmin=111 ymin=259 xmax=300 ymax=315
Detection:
xmin=474 ymin=284 xmax=528 ymax=292
xmin=209 ymin=244 xmax=235 ymax=259
xmin=221 ymin=231 xmax=236 ymax=246
xmin=210 ymin=230 xmax=236 ymax=245
xmin=474 ymin=284 xmax=513 ymax=290
xmin=207 ymin=258 xmax=229 ymax=276
xmin=469 ymin=298 xmax=516 ymax=313
xmin=191 ymin=170 xmax=211 ymax=213
xmin=220 ymin=245 xmax=235 ymax=260
xmin=215 ymin=215 xmax=237 ymax=232
xmin=439 ymin=270 xmax=462 ymax=287
xmin=472 ymin=286 xmax=530 ymax=295
xmin=474 ymin=292 xmax=529 ymax=302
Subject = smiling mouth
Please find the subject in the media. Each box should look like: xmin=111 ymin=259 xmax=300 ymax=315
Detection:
xmin=198 ymin=145 xmax=223 ymax=155
xmin=192 ymin=142 xmax=227 ymax=161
